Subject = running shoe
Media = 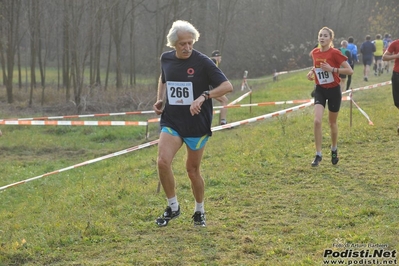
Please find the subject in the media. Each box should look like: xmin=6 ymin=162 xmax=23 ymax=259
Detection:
xmin=220 ymin=119 xmax=227 ymax=125
xmin=331 ymin=150 xmax=339 ymax=165
xmin=155 ymin=206 xmax=180 ymax=227
xmin=311 ymin=155 xmax=322 ymax=167
xmin=192 ymin=211 xmax=206 ymax=227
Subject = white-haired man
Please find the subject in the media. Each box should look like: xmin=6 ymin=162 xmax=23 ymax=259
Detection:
xmin=153 ymin=20 xmax=233 ymax=227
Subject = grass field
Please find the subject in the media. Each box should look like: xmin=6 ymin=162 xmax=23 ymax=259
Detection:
xmin=0 ymin=65 xmax=398 ymax=265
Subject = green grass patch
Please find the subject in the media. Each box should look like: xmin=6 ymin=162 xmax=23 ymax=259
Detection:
xmin=0 ymin=66 xmax=398 ymax=265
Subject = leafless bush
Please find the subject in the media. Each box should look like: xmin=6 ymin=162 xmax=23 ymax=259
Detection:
xmin=0 ymin=84 xmax=157 ymax=117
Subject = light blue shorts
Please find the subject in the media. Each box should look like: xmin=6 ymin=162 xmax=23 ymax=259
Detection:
xmin=161 ymin=127 xmax=209 ymax=151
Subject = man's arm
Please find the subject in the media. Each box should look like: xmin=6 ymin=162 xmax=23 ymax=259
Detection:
xmin=156 ymin=75 xmax=166 ymax=101
xmin=207 ymin=81 xmax=233 ymax=99
xmin=189 ymin=80 xmax=233 ymax=116
xmin=153 ymin=75 xmax=166 ymax=115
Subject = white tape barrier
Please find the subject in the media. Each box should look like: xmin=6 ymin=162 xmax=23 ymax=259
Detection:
xmin=0 ymin=81 xmax=390 ymax=191
xmin=0 ymin=99 xmax=315 ymax=191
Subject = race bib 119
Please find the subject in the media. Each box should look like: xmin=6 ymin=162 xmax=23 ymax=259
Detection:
xmin=314 ymin=68 xmax=334 ymax=85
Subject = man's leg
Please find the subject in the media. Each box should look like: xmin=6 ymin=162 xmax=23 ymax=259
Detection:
xmin=186 ymin=145 xmax=207 ymax=226
xmin=155 ymin=132 xmax=183 ymax=227
xmin=365 ymin=64 xmax=370 ymax=81
xmin=157 ymin=132 xmax=183 ymax=198
xmin=216 ymin=96 xmax=228 ymax=125
xmin=186 ymin=146 xmax=205 ymax=206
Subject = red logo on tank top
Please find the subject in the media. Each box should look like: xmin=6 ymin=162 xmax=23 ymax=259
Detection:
xmin=187 ymin=68 xmax=194 ymax=75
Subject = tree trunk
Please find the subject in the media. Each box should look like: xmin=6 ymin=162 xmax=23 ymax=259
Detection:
xmin=63 ymin=0 xmax=71 ymax=102
xmin=105 ymin=34 xmax=112 ymax=91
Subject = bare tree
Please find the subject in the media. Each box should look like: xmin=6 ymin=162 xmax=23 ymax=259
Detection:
xmin=104 ymin=29 xmax=112 ymax=91
xmin=0 ymin=0 xmax=397 ymax=111
xmin=37 ymin=2 xmax=59 ymax=105
xmin=59 ymin=0 xmax=94 ymax=112
xmin=106 ymin=0 xmax=133 ymax=89
xmin=27 ymin=0 xmax=39 ymax=106
xmin=129 ymin=1 xmax=137 ymax=86
xmin=128 ymin=0 xmax=146 ymax=86
xmin=93 ymin=8 xmax=105 ymax=87
xmin=62 ymin=0 xmax=71 ymax=102
xmin=0 ymin=0 xmax=22 ymax=104
xmin=213 ymin=0 xmax=239 ymax=53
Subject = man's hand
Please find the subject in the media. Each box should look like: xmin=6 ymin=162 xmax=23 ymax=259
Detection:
xmin=190 ymin=96 xmax=205 ymax=116
xmin=153 ymin=100 xmax=164 ymax=115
